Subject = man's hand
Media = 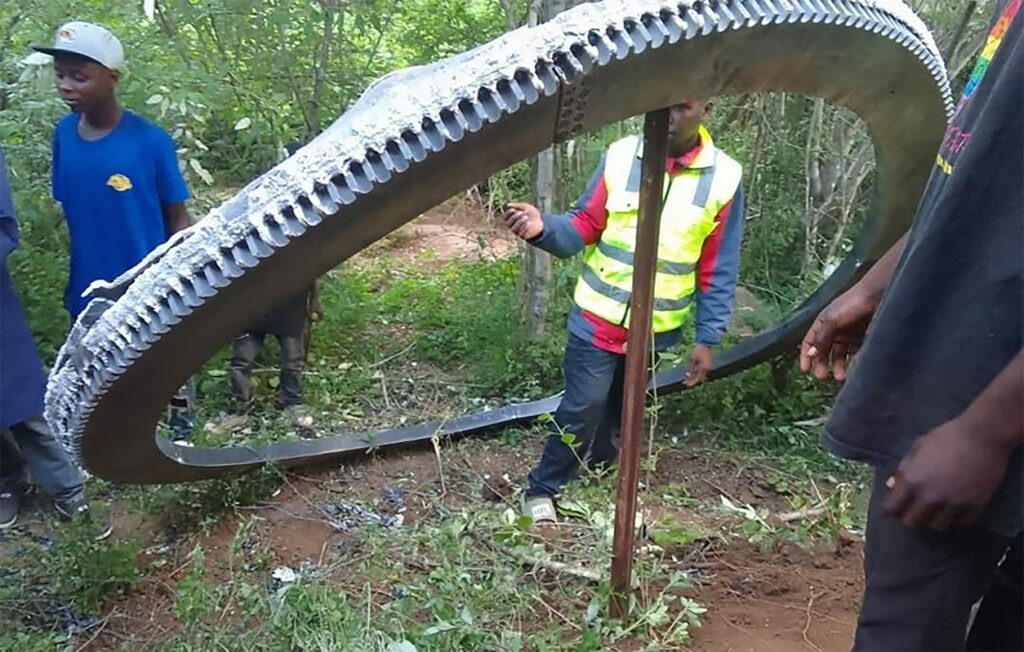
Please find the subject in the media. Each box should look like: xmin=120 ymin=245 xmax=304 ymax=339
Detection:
xmin=309 ymin=298 xmax=324 ymax=322
xmin=799 ymin=287 xmax=878 ymax=382
xmin=504 ymin=202 xmax=544 ymax=240
xmin=883 ymin=417 xmax=1012 ymax=529
xmin=685 ymin=344 xmax=713 ymax=387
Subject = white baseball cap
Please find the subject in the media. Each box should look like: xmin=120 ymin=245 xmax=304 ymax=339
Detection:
xmin=32 ymin=21 xmax=124 ymax=71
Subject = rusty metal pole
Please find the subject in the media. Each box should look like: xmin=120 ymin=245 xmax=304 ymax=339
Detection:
xmin=609 ymin=108 xmax=670 ymax=619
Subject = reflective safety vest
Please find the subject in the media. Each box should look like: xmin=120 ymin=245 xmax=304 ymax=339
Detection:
xmin=573 ymin=126 xmax=742 ymax=333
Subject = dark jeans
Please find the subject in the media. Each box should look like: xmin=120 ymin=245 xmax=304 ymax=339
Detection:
xmin=229 ymin=332 xmax=305 ymax=410
xmin=1 ymin=416 xmax=84 ymax=502
xmin=167 ymin=378 xmax=196 ymax=441
xmin=527 ymin=334 xmax=626 ymax=498
xmin=855 ymin=468 xmax=1023 ymax=651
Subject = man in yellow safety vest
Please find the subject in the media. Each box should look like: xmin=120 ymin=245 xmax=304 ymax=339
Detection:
xmin=505 ymin=100 xmax=745 ymax=524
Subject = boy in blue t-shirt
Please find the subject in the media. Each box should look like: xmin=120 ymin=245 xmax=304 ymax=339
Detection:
xmin=33 ymin=22 xmax=196 ymax=441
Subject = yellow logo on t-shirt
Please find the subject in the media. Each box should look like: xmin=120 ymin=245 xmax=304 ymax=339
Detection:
xmin=106 ymin=174 xmax=133 ymax=192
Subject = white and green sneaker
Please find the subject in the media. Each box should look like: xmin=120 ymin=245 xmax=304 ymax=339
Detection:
xmin=523 ymin=496 xmax=557 ymax=526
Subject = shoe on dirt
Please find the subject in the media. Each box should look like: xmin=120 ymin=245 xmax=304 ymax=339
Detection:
xmin=523 ymin=496 xmax=557 ymax=526
xmin=283 ymin=405 xmax=316 ymax=437
xmin=208 ymin=412 xmax=250 ymax=434
xmin=0 ymin=491 xmax=21 ymax=529
xmin=54 ymin=497 xmax=113 ymax=541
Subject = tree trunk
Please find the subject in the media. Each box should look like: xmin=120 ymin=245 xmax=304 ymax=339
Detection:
xmin=802 ymin=97 xmax=825 ymax=274
xmin=308 ymin=1 xmax=339 ymax=139
xmin=944 ymin=0 xmax=978 ymax=64
xmin=521 ymin=0 xmax=569 ymax=339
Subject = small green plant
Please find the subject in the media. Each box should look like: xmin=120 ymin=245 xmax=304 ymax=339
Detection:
xmin=650 ymin=515 xmax=707 ymax=549
xmin=36 ymin=523 xmax=141 ymax=613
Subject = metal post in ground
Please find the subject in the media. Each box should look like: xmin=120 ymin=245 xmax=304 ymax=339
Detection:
xmin=609 ymin=107 xmax=670 ymax=619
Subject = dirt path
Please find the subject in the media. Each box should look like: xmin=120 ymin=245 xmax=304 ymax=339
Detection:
xmin=354 ymin=194 xmax=517 ymax=266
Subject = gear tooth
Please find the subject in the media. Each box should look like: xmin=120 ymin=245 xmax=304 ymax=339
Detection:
xmin=167 ymin=290 xmax=191 ymax=317
xmin=365 ymin=149 xmax=392 ymax=183
xmin=179 ymin=278 xmax=203 ymax=308
xmin=476 ymin=87 xmax=504 ymax=121
xmin=681 ymin=8 xmax=703 ymax=37
xmin=534 ymin=59 xmax=561 ymax=95
xmin=457 ymin=99 xmax=485 ymax=132
xmin=422 ymin=122 xmax=444 ymax=151
xmin=345 ymin=160 xmax=375 ymax=193
xmin=328 ymin=175 xmax=357 ymax=205
xmin=247 ymin=230 xmax=278 ymax=255
xmin=385 ymin=140 xmax=410 ymax=172
xmin=231 ymin=242 xmax=258 ymax=269
xmin=307 ymin=186 xmax=334 ymax=218
xmin=219 ymin=248 xmax=245 ymax=278
xmin=297 ymin=198 xmax=324 ymax=227
xmin=495 ymin=79 xmax=523 ymax=114
xmin=513 ymin=68 xmax=541 ymax=104
xmin=195 ymin=268 xmax=219 ymax=295
xmin=624 ymin=18 xmax=650 ymax=52
xmin=658 ymin=11 xmax=685 ymax=43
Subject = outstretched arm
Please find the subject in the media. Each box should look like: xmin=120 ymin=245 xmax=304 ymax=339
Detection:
xmin=504 ymin=155 xmax=609 ymax=259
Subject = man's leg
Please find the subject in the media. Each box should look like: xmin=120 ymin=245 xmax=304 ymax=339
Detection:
xmin=7 ymin=417 xmax=84 ymax=504
xmin=168 ymin=378 xmax=197 ymax=442
xmin=8 ymin=417 xmax=110 ymax=539
xmin=0 ymin=433 xmax=28 ymax=527
xmin=228 ymin=333 xmax=263 ymax=412
xmin=854 ymin=469 xmax=1012 ymax=651
xmin=965 ymin=535 xmax=1024 ymax=651
xmin=277 ymin=333 xmax=305 ymax=408
xmin=526 ymin=334 xmax=623 ymax=499
xmin=589 ymin=360 xmax=625 ymax=472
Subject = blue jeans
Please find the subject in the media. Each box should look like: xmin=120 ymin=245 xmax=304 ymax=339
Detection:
xmin=527 ymin=334 xmax=626 ymax=498
xmin=1 ymin=416 xmax=84 ymax=502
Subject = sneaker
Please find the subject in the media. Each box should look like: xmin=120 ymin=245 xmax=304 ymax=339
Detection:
xmin=523 ymin=496 xmax=557 ymax=527
xmin=208 ymin=412 xmax=249 ymax=434
xmin=283 ymin=405 xmax=315 ymax=437
xmin=0 ymin=491 xmax=20 ymax=529
xmin=54 ymin=497 xmax=113 ymax=541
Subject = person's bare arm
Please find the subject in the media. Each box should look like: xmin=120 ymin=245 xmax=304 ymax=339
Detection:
xmin=799 ymin=233 xmax=909 ymax=380
xmin=884 ymin=351 xmax=1023 ymax=529
xmin=163 ymin=201 xmax=192 ymax=235
xmin=855 ymin=233 xmax=909 ymax=307
xmin=961 ymin=350 xmax=1024 ymax=452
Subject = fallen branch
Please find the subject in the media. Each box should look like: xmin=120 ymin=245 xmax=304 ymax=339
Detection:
xmin=368 ymin=342 xmax=416 ymax=369
xmin=523 ymin=556 xmax=601 ymax=582
xmin=775 ymin=506 xmax=828 ymax=523
xmin=802 ymin=590 xmax=825 ymax=652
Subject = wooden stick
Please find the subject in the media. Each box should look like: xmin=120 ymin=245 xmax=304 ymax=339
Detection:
xmin=524 ymin=556 xmax=602 ymax=582
xmin=610 ymin=108 xmax=671 ymax=620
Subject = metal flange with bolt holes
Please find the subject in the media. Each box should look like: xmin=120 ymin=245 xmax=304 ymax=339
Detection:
xmin=46 ymin=0 xmax=952 ymax=483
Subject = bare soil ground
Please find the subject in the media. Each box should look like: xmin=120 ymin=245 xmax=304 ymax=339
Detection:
xmin=354 ymin=193 xmax=517 ymax=267
xmin=75 ymin=437 xmax=861 ymax=651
